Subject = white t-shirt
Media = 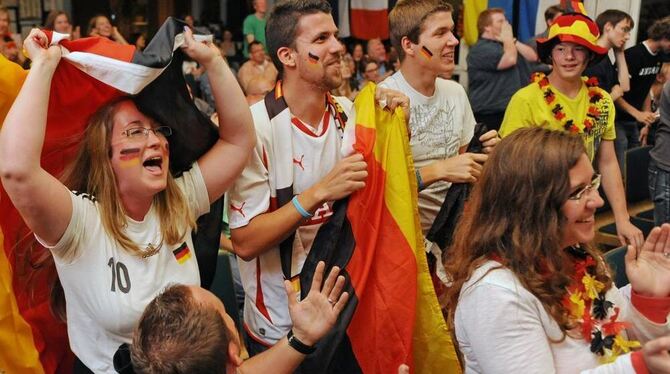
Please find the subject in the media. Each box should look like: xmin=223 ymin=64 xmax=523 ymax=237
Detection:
xmin=379 ymin=71 xmax=475 ymax=234
xmin=456 ymin=260 xmax=669 ymax=373
xmin=37 ymin=163 xmax=210 ymax=373
xmin=228 ymin=96 xmax=352 ymax=345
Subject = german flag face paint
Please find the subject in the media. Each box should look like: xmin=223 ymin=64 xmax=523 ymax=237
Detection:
xmin=119 ymin=148 xmax=141 ymax=168
xmin=308 ymin=52 xmax=320 ymax=65
xmin=420 ymin=46 xmax=434 ymax=61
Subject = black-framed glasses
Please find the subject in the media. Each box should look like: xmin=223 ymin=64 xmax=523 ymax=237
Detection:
xmin=567 ymin=173 xmax=601 ymax=201
xmin=121 ymin=126 xmax=172 ymax=139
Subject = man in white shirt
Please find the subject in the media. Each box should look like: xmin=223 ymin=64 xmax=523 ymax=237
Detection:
xmin=228 ymin=0 xmax=407 ymax=355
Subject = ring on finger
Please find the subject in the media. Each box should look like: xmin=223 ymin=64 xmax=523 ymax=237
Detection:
xmin=327 ymin=298 xmax=335 ymax=305
xmin=663 ymin=252 xmax=670 ymax=258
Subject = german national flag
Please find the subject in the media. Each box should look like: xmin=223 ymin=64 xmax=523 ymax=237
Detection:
xmin=173 ymin=243 xmax=192 ymax=265
xmin=0 ymin=19 xmax=220 ymax=373
xmin=420 ymin=46 xmax=433 ymax=61
xmin=298 ymin=84 xmax=461 ymax=373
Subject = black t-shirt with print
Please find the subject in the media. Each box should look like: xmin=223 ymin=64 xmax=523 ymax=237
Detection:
xmin=617 ymin=43 xmax=670 ymax=122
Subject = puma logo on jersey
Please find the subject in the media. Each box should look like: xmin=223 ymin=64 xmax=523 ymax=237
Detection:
xmin=303 ymin=202 xmax=333 ymax=225
xmin=230 ymin=201 xmax=246 ymax=218
xmin=293 ymin=154 xmax=305 ymax=171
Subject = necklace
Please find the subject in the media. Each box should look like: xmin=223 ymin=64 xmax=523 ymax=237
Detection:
xmin=140 ymin=243 xmax=161 ymax=258
xmin=562 ymin=250 xmax=640 ymax=363
xmin=532 ymin=73 xmax=604 ymax=135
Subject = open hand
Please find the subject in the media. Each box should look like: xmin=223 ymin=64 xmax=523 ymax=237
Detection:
xmin=626 ymin=224 xmax=670 ymax=297
xmin=284 ymin=261 xmax=349 ymax=346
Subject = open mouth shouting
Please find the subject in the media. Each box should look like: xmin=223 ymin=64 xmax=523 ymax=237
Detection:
xmin=142 ymin=155 xmax=164 ymax=175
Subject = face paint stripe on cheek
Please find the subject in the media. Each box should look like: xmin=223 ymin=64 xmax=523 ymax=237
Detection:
xmin=420 ymin=46 xmax=434 ymax=60
xmin=119 ymin=148 xmax=141 ymax=168
xmin=308 ymin=52 xmax=320 ymax=65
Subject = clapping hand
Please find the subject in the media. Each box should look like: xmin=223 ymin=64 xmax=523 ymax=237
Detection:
xmin=284 ymin=261 xmax=349 ymax=346
xmin=642 ymin=336 xmax=670 ymax=374
xmin=626 ymin=224 xmax=670 ymax=297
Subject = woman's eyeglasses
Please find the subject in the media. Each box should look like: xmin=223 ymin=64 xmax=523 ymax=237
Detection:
xmin=567 ymin=173 xmax=601 ymax=201
xmin=121 ymin=126 xmax=173 ymax=139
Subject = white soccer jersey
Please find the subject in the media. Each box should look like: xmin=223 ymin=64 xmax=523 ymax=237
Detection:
xmin=228 ymin=94 xmax=353 ymax=345
xmin=37 ymin=163 xmax=210 ymax=373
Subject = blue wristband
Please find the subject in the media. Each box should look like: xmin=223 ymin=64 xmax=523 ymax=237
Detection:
xmin=292 ymin=196 xmax=313 ymax=218
xmin=416 ymin=169 xmax=425 ymax=191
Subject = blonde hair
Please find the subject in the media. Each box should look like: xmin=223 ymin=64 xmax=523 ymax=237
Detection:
xmin=389 ymin=0 xmax=453 ymax=61
xmin=60 ymin=98 xmax=195 ymax=256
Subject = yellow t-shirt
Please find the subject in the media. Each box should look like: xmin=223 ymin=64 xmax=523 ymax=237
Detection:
xmin=499 ymin=76 xmax=616 ymax=161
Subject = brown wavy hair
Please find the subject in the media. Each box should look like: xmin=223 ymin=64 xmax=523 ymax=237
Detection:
xmin=444 ymin=127 xmax=612 ymax=338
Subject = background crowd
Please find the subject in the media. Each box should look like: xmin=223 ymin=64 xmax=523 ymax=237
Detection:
xmin=3 ymin=0 xmax=670 ymax=373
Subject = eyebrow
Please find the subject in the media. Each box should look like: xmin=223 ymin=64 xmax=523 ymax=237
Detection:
xmin=125 ymin=119 xmax=158 ymax=129
xmin=124 ymin=120 xmax=143 ymax=129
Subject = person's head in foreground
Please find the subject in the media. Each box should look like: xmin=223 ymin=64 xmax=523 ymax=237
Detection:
xmin=445 ymin=127 xmax=670 ymax=372
xmin=131 ymin=261 xmax=349 ymax=373
xmin=131 ymin=284 xmax=238 ymax=374
xmin=536 ymin=13 xmax=608 ymax=78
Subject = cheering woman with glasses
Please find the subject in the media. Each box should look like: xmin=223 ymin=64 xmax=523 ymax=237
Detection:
xmin=0 ymin=27 xmax=254 ymax=372
xmin=445 ymin=127 xmax=670 ymax=373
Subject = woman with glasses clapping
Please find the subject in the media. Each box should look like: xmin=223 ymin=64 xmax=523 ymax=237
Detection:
xmin=445 ymin=127 xmax=670 ymax=373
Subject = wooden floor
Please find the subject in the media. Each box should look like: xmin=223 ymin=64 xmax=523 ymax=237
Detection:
xmin=594 ymin=200 xmax=653 ymax=250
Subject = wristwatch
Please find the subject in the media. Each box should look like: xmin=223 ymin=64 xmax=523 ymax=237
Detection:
xmin=287 ymin=329 xmax=316 ymax=354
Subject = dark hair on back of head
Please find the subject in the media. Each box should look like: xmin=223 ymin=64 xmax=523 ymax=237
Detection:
xmin=544 ymin=5 xmax=564 ymax=23
xmin=648 ymin=16 xmax=670 ymax=41
xmin=131 ymin=284 xmax=230 ymax=374
xmin=249 ymin=40 xmax=263 ymax=50
xmin=266 ymin=0 xmax=332 ymax=77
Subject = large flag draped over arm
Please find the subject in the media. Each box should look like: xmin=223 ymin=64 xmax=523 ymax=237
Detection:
xmin=0 ymin=18 xmax=221 ymax=373
xmin=297 ymin=83 xmax=461 ymax=373
xmin=0 ymin=55 xmax=45 ymax=374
